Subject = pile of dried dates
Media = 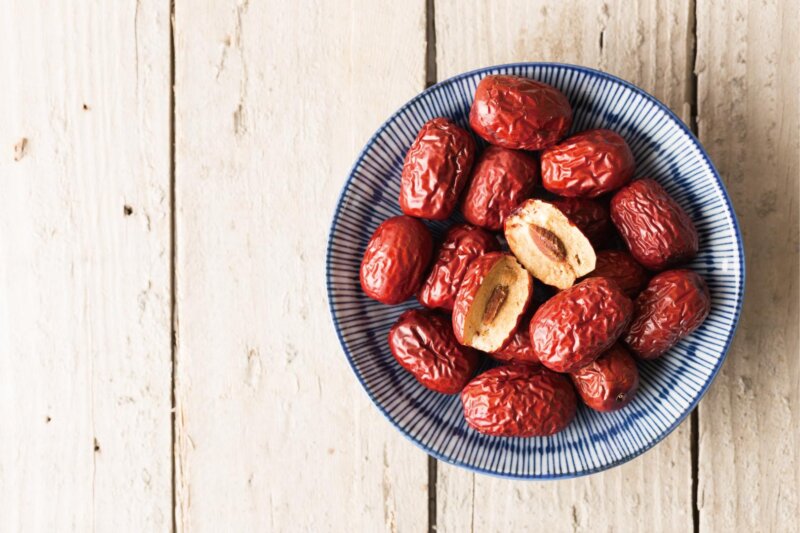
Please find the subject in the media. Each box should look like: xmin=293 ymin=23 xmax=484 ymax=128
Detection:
xmin=360 ymin=75 xmax=711 ymax=437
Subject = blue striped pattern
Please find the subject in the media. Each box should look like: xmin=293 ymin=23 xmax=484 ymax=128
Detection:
xmin=325 ymin=63 xmax=745 ymax=479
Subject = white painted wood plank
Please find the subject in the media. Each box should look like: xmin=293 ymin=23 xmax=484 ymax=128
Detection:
xmin=0 ymin=1 xmax=172 ymax=531
xmin=173 ymin=1 xmax=428 ymax=531
xmin=696 ymin=1 xmax=799 ymax=530
xmin=438 ymin=429 xmax=691 ymax=532
xmin=435 ymin=2 xmax=695 ymax=531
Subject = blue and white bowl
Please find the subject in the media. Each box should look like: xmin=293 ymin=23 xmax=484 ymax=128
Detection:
xmin=326 ymin=63 xmax=744 ymax=478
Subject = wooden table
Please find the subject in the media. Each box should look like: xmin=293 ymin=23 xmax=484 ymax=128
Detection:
xmin=1 ymin=1 xmax=797 ymax=531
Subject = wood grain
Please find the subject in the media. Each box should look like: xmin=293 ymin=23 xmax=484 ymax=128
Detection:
xmin=0 ymin=1 xmax=172 ymax=530
xmin=435 ymin=1 xmax=695 ymax=531
xmin=173 ymin=1 xmax=429 ymax=530
xmin=695 ymin=0 xmax=799 ymax=530
xmin=1 ymin=1 xmax=797 ymax=529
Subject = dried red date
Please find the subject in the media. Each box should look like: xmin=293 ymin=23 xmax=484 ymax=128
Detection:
xmin=611 ymin=179 xmax=699 ymax=271
xmin=400 ymin=118 xmax=476 ymax=219
xmin=469 ymin=75 xmax=572 ymax=150
xmin=541 ymin=129 xmax=635 ymax=198
xmin=388 ymin=309 xmax=480 ymax=394
xmin=461 ymin=146 xmax=539 ymax=230
xmin=418 ymin=224 xmax=499 ymax=311
xmin=489 ymin=298 xmax=552 ymax=365
xmin=452 ymin=252 xmax=532 ymax=352
xmin=489 ymin=302 xmax=540 ymax=365
xmin=490 ymin=329 xmax=540 ymax=365
xmin=461 ymin=365 xmax=577 ymax=436
xmin=583 ymin=250 xmax=649 ymax=298
xmin=360 ymin=216 xmax=433 ymax=305
xmin=550 ymin=197 xmax=613 ymax=248
xmin=570 ymin=343 xmax=639 ymax=411
xmin=530 ymin=277 xmax=633 ymax=373
xmin=625 ymin=269 xmax=711 ymax=359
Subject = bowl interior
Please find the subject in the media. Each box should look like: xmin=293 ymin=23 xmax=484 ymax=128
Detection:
xmin=326 ymin=63 xmax=744 ymax=478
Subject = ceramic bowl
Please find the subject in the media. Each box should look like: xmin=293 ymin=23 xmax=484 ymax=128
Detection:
xmin=326 ymin=63 xmax=744 ymax=478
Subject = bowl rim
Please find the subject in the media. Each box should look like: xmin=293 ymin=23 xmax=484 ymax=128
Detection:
xmin=325 ymin=61 xmax=746 ymax=479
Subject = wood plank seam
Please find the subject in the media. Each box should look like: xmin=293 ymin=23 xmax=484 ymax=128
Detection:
xmin=688 ymin=3 xmax=700 ymax=533
xmin=686 ymin=4 xmax=700 ymax=533
xmin=426 ymin=2 xmax=438 ymax=532
xmin=169 ymin=1 xmax=178 ymax=532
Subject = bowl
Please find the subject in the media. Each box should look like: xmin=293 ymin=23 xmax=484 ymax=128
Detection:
xmin=325 ymin=63 xmax=744 ymax=478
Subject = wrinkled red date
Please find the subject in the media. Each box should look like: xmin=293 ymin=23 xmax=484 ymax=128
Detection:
xmin=530 ymin=277 xmax=633 ymax=373
xmin=490 ymin=304 xmax=540 ymax=365
xmin=469 ymin=75 xmax=573 ymax=151
xmin=490 ymin=329 xmax=540 ymax=365
xmin=570 ymin=343 xmax=639 ymax=411
xmin=418 ymin=224 xmax=499 ymax=311
xmin=461 ymin=365 xmax=577 ymax=436
xmin=400 ymin=118 xmax=476 ymax=220
xmin=360 ymin=216 xmax=434 ymax=305
xmin=541 ymin=129 xmax=635 ymax=198
xmin=584 ymin=250 xmax=650 ymax=298
xmin=388 ymin=309 xmax=481 ymax=394
xmin=461 ymin=146 xmax=539 ymax=230
xmin=550 ymin=197 xmax=613 ymax=247
xmin=611 ymin=179 xmax=699 ymax=271
xmin=625 ymin=269 xmax=711 ymax=359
